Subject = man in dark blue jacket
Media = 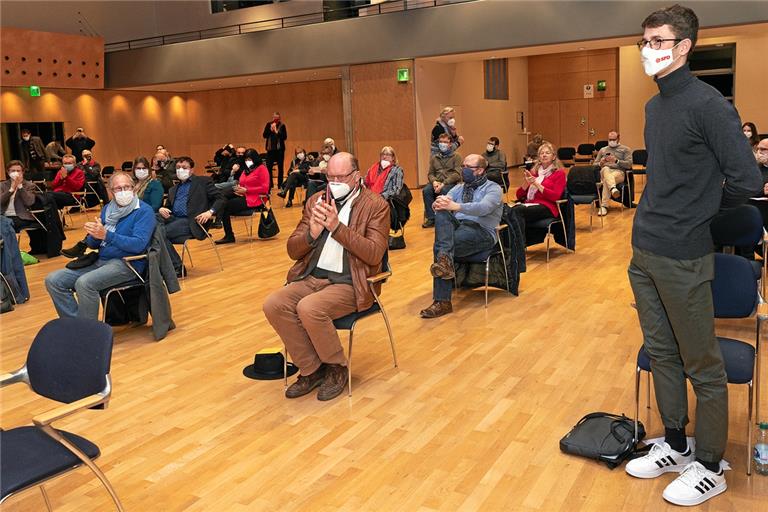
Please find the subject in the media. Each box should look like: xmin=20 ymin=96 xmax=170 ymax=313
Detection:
xmin=45 ymin=172 xmax=156 ymax=320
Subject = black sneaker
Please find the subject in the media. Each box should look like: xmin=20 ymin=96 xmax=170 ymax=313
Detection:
xmin=422 ymin=219 xmax=435 ymax=228
xmin=215 ymin=236 xmax=236 ymax=245
xmin=276 ymin=189 xmax=287 ymax=199
xmin=61 ymin=241 xmax=87 ymax=259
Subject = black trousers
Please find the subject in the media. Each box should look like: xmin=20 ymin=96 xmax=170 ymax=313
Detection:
xmin=10 ymin=216 xmax=47 ymax=254
xmin=265 ymin=150 xmax=285 ymax=188
xmin=282 ymin=172 xmax=308 ymax=201
xmin=517 ymin=203 xmax=555 ymax=246
xmin=51 ymin=191 xmax=78 ymax=209
xmin=221 ymin=196 xmax=263 ymax=237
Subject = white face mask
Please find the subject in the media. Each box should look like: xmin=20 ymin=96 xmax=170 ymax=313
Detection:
xmin=22 ymin=135 xmax=31 ymax=141
xmin=328 ymin=181 xmax=351 ymax=199
xmin=446 ymin=118 xmax=456 ymax=128
xmin=297 ymin=153 xmax=305 ymax=160
xmin=63 ymin=164 xmax=75 ymax=171
xmin=640 ymin=45 xmax=677 ymax=77
xmin=134 ymin=168 xmax=149 ymax=180
xmin=380 ymin=159 xmax=391 ymax=169
xmin=9 ymin=171 xmax=20 ymax=180
xmin=486 ymin=144 xmax=495 ymax=153
xmin=176 ymin=168 xmax=191 ymax=181
xmin=744 ymin=131 xmax=753 ymax=138
xmin=245 ymin=160 xmax=254 ymax=168
xmin=114 ymin=190 xmax=134 ymax=207
xmin=438 ymin=142 xmax=450 ymax=153
xmin=608 ymin=140 xmax=619 ymax=148
xmin=322 ymin=154 xmax=331 ymax=162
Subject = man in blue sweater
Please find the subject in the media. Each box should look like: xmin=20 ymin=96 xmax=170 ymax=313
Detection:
xmin=624 ymin=5 xmax=762 ymax=507
xmin=45 ymin=172 xmax=156 ymax=320
xmin=420 ymin=154 xmax=503 ymax=318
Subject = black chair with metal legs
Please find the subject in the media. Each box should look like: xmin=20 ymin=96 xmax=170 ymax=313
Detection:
xmin=100 ymin=255 xmax=148 ymax=323
xmin=454 ymin=224 xmax=510 ymax=308
xmin=0 ymin=318 xmax=124 ymax=510
xmin=526 ymin=194 xmax=574 ymax=262
xmin=283 ymin=253 xmax=397 ymax=396
xmin=16 ymin=209 xmax=48 ymax=244
xmin=566 ymin=165 xmax=603 ymax=232
xmin=632 ymin=253 xmax=762 ymax=475
xmin=178 ymin=220 xmax=224 ymax=278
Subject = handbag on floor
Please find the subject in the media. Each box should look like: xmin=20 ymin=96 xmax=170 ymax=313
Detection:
xmin=560 ymin=412 xmax=645 ymax=469
xmin=388 ymin=229 xmax=406 ymax=250
xmin=258 ymin=202 xmax=280 ymax=239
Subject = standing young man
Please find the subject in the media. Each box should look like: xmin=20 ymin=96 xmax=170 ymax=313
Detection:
xmin=625 ymin=5 xmax=761 ymax=506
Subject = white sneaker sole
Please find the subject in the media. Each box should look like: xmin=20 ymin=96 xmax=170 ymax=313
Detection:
xmin=626 ymin=462 xmax=689 ymax=479
xmin=662 ymin=481 xmax=726 ymax=506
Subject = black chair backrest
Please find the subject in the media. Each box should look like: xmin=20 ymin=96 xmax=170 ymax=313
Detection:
xmin=557 ymin=147 xmax=576 ymax=160
xmin=576 ymin=143 xmax=595 ymax=156
xmin=566 ymin=165 xmax=600 ymax=196
xmin=121 ymin=161 xmax=133 ymax=172
xmin=594 ymin=140 xmax=609 ymax=152
xmin=712 ymin=253 xmax=758 ymax=318
xmin=26 ymin=318 xmax=113 ymax=403
xmin=102 ymin=165 xmax=115 ymax=176
xmin=710 ymin=204 xmax=762 ymax=248
xmin=632 ymin=149 xmax=648 ymax=166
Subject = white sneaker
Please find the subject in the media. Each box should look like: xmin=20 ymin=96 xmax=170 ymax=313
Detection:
xmin=662 ymin=461 xmax=726 ymax=506
xmin=611 ymin=187 xmax=620 ymax=199
xmin=597 ymin=206 xmax=608 ymax=216
xmin=625 ymin=442 xmax=694 ymax=479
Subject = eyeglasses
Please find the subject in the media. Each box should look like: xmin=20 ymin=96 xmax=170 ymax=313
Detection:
xmin=111 ymin=185 xmax=134 ymax=193
xmin=637 ymin=37 xmax=682 ymax=50
xmin=327 ymin=169 xmax=357 ymax=183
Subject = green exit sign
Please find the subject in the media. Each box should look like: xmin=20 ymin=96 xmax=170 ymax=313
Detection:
xmin=397 ymin=68 xmax=410 ymax=83
xmin=29 ymin=85 xmax=41 ymax=97
xmin=596 ymin=80 xmax=607 ymax=92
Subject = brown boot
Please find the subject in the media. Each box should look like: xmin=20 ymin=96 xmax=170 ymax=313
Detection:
xmin=430 ymin=253 xmax=455 ymax=280
xmin=419 ymin=300 xmax=453 ymax=319
xmin=317 ymin=364 xmax=348 ymax=401
xmin=285 ymin=365 xmax=326 ymax=399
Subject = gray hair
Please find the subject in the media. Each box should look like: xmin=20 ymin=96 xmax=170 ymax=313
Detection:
xmin=107 ymin=171 xmax=135 ymax=190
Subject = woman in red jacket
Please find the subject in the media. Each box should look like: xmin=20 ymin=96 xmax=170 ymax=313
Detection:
xmin=216 ymin=149 xmax=270 ymax=244
xmin=514 ymin=141 xmax=567 ymax=233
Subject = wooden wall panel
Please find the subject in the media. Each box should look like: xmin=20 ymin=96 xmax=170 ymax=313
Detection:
xmin=349 ymin=61 xmax=417 ymax=186
xmin=1 ymin=28 xmax=104 ymax=90
xmin=559 ymin=99 xmax=588 ymax=149
xmin=529 ymin=100 xmax=560 ymax=146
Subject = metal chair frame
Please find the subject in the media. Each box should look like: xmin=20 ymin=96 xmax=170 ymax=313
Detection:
xmin=455 ymin=224 xmax=510 ymax=308
xmin=100 ymin=255 xmax=147 ymax=323
xmin=527 ymin=199 xmax=572 ymax=263
xmin=15 ymin=209 xmax=48 ymax=244
xmin=178 ymin=220 xmax=224 ymax=278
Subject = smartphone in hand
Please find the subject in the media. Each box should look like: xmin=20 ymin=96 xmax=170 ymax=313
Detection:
xmin=325 ymin=185 xmax=332 ymax=204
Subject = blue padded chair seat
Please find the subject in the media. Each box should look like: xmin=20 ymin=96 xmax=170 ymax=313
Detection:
xmin=1 ymin=426 xmax=100 ymax=498
xmin=456 ymin=248 xmax=494 ymax=264
xmin=333 ymin=302 xmax=381 ymax=330
xmin=570 ymin=195 xmax=596 ymax=204
xmin=750 ymin=260 xmax=762 ymax=281
xmin=636 ymin=337 xmax=754 ymax=384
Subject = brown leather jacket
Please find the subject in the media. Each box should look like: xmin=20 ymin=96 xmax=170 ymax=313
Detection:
xmin=0 ymin=179 xmax=37 ymax=220
xmin=286 ymin=187 xmax=390 ymax=311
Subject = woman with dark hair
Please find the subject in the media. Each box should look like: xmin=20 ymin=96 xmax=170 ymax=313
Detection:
xmin=215 ymin=148 xmax=270 ymax=244
xmin=132 ymin=156 xmax=164 ymax=211
xmin=743 ymin=122 xmax=760 ymax=156
xmin=277 ymin=147 xmax=311 ymax=207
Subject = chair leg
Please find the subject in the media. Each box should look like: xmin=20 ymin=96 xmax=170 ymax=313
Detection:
xmin=747 ymin=380 xmax=754 ymax=476
xmin=635 ymin=366 xmax=641 ymax=443
xmin=756 ymin=317 xmax=762 ymax=426
xmin=589 ymin=202 xmax=593 ymax=232
xmin=39 ymin=485 xmax=53 ymax=512
xmin=545 ymin=227 xmax=551 ymax=263
xmin=484 ymin=257 xmax=490 ymax=308
xmin=40 ymin=425 xmax=124 ymax=511
xmin=206 ymin=234 xmax=224 ymax=272
xmin=646 ymin=372 xmax=651 ymax=409
xmin=283 ymin=345 xmax=288 ymax=388
xmin=378 ymin=302 xmax=398 ymax=368
xmin=347 ymin=328 xmax=354 ymax=396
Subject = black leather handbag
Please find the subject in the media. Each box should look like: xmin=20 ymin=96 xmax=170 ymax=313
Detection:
xmin=560 ymin=412 xmax=646 ymax=469
xmin=258 ymin=203 xmax=280 ymax=239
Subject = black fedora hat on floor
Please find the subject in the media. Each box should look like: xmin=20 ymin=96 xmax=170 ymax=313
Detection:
xmin=243 ymin=347 xmax=298 ymax=381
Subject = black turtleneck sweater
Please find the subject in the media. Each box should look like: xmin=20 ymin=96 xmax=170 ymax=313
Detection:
xmin=632 ymin=63 xmax=761 ymax=259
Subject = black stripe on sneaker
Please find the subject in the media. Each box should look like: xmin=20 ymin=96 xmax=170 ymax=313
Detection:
xmin=695 ymin=485 xmax=706 ymax=494
xmin=666 ymin=456 xmax=676 ymax=465
xmin=700 ymin=480 xmax=710 ymax=491
xmin=655 ymin=460 xmax=664 ymax=468
xmin=703 ymin=477 xmax=715 ymax=487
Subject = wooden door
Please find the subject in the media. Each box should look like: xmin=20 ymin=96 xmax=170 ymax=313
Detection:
xmin=559 ymin=99 xmax=588 ymax=149
xmin=588 ymin=97 xmax=617 ymax=143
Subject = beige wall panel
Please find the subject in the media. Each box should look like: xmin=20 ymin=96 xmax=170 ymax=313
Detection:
xmin=588 ymin=52 xmax=617 ymax=72
xmin=557 ymin=55 xmax=589 ymax=74
xmin=527 ymin=55 xmax=560 ymax=77
xmin=529 ymin=101 xmax=560 ymax=147
xmin=414 ymin=60 xmax=456 ymax=185
xmin=528 ymin=75 xmax=560 ymax=103
xmin=559 ymin=99 xmax=589 ymax=149
xmin=558 ymin=71 xmax=591 ymax=100
xmin=349 ymin=61 xmax=418 ymax=186
xmin=1 ymin=28 xmax=104 ymax=89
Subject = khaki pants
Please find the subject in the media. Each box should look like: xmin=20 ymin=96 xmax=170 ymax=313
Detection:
xmin=263 ymin=276 xmax=356 ymax=375
xmin=600 ymin=166 xmax=625 ymax=207
xmin=628 ymin=246 xmax=728 ymax=463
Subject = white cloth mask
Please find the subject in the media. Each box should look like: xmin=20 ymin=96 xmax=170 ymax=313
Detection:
xmin=22 ymin=135 xmax=30 ymax=141
xmin=641 ymin=45 xmax=677 ymax=76
xmin=322 ymin=154 xmax=331 ymax=162
xmin=608 ymin=141 xmax=619 ymax=148
xmin=114 ymin=190 xmax=134 ymax=207
xmin=328 ymin=181 xmax=351 ymax=199
xmin=176 ymin=168 xmax=191 ymax=181
xmin=380 ymin=159 xmax=391 ymax=169
xmin=486 ymin=144 xmax=495 ymax=153
xmin=297 ymin=153 xmax=305 ymax=160
xmin=446 ymin=118 xmax=456 ymax=128
xmin=134 ymin=168 xmax=149 ymax=180
xmin=744 ymin=131 xmax=753 ymax=138
xmin=9 ymin=171 xmax=20 ymax=180
xmin=245 ymin=160 xmax=254 ymax=168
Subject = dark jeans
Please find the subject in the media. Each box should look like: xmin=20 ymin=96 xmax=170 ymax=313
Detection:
xmin=432 ymin=210 xmax=495 ymax=302
xmin=422 ymin=183 xmax=454 ymax=221
xmin=282 ymin=171 xmax=308 ymax=201
xmin=51 ymin=191 xmax=78 ymax=209
xmin=162 ymin=216 xmax=193 ymax=272
xmin=265 ymin=150 xmax=285 ymax=188
xmin=517 ymin=203 xmax=555 ymax=246
xmin=221 ymin=196 xmax=262 ymax=237
xmin=628 ymin=246 xmax=727 ymax=463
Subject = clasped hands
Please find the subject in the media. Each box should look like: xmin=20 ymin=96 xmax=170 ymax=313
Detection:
xmin=309 ymin=199 xmax=340 ymax=239
xmin=84 ymin=217 xmax=107 ymax=240
xmin=433 ymin=194 xmax=460 ymax=212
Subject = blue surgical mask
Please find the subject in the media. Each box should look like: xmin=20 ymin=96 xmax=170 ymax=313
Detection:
xmin=462 ymin=167 xmax=476 ymax=184
xmin=438 ymin=142 xmax=450 ymax=153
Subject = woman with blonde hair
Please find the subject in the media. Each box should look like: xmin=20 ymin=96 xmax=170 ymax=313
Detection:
xmin=430 ymin=106 xmax=464 ymax=155
xmin=514 ymin=141 xmax=567 ymax=240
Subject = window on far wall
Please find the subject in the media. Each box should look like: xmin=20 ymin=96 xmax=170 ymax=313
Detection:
xmin=211 ymin=1 xmax=284 ymax=14
xmin=484 ymin=58 xmax=508 ymax=100
xmin=688 ymin=43 xmax=735 ymax=103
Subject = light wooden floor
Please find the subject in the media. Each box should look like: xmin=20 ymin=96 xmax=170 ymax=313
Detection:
xmin=1 ymin=187 xmax=766 ymax=511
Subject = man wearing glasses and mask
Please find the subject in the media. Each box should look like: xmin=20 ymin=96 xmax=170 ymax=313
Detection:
xmin=45 ymin=172 xmax=156 ymax=320
xmin=263 ymin=152 xmax=389 ymax=402
xmin=625 ymin=5 xmax=761 ymax=507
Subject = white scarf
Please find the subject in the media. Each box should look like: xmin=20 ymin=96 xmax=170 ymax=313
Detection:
xmin=316 ymin=187 xmax=361 ymax=273
xmin=527 ymin=164 xmax=554 ymax=202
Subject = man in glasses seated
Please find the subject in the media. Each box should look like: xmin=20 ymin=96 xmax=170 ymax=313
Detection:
xmin=45 ymin=172 xmax=156 ymax=320
xmin=420 ymin=154 xmax=503 ymax=318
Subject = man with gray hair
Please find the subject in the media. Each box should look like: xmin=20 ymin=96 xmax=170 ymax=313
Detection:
xmin=594 ymin=130 xmax=632 ymax=216
xmin=45 ymin=172 xmax=156 ymax=320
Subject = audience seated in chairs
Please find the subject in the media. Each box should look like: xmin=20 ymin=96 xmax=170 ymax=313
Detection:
xmin=44 ymin=172 xmax=156 ymax=320
xmin=513 ymin=141 xmax=567 ymax=243
xmin=593 ymin=131 xmax=633 ymax=216
xmin=277 ymin=147 xmax=312 ymax=207
xmin=422 ymin=132 xmax=462 ymax=228
xmin=364 ymin=145 xmax=409 ymax=244
xmin=420 ymin=154 xmax=503 ymax=319
xmin=1 ymin=161 xmax=46 ymax=250
xmin=132 ymin=156 xmax=164 ymax=212
xmin=483 ymin=136 xmax=508 ymax=189
xmin=50 ymin=155 xmax=85 ymax=211
xmin=214 ymin=143 xmax=236 ymax=167
xmin=157 ymin=156 xmax=225 ymax=276
xmin=305 ymin=144 xmax=334 ymax=200
xmin=213 ymin=146 xmax=246 ymax=191
xmin=78 ymin=149 xmax=109 ymax=207
xmin=749 ymin=138 xmax=768 ymax=237
xmin=215 ymin=149 xmax=270 ymax=245
xmin=263 ymin=152 xmax=389 ymax=401
xmin=153 ymin=149 xmax=177 ymax=192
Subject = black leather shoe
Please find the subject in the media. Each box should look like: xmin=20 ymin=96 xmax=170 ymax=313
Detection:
xmin=422 ymin=219 xmax=435 ymax=228
xmin=276 ymin=189 xmax=287 ymax=199
xmin=419 ymin=301 xmax=453 ymax=319
xmin=285 ymin=200 xmax=293 ymax=208
xmin=61 ymin=241 xmax=87 ymax=259
xmin=215 ymin=236 xmax=235 ymax=245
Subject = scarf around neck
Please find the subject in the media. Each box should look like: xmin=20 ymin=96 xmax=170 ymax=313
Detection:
xmin=462 ymin=174 xmax=488 ymax=203
xmin=527 ymin=164 xmax=554 ymax=202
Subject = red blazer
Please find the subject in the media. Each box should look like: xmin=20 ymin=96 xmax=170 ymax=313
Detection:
xmin=51 ymin=166 xmax=85 ymax=193
xmin=237 ymin=164 xmax=270 ymax=208
xmin=516 ymin=169 xmax=566 ymax=217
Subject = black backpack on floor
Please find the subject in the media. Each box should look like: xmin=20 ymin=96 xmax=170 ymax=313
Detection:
xmin=560 ymin=412 xmax=646 ymax=469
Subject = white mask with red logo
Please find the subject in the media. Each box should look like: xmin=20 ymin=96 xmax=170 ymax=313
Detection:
xmin=641 ymin=45 xmax=678 ymax=77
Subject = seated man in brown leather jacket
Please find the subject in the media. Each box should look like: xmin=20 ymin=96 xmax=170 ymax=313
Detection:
xmin=263 ymin=152 xmax=389 ymax=401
